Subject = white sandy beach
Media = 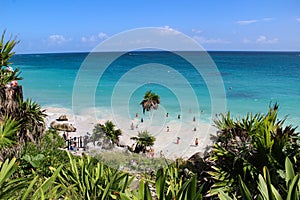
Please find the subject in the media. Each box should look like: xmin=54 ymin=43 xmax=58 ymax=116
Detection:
xmin=44 ymin=106 xmax=218 ymax=160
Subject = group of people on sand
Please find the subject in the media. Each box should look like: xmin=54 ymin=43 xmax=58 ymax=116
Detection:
xmin=129 ymin=110 xmax=200 ymax=158
xmin=175 ymin=137 xmax=199 ymax=146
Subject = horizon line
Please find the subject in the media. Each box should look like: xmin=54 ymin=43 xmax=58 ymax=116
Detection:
xmin=15 ymin=49 xmax=300 ymax=55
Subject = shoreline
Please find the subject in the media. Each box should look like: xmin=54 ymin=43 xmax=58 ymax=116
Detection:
xmin=44 ymin=106 xmax=218 ymax=160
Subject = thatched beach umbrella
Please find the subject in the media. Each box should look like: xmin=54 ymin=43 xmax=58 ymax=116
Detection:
xmin=50 ymin=121 xmax=76 ymax=132
xmin=56 ymin=114 xmax=68 ymax=121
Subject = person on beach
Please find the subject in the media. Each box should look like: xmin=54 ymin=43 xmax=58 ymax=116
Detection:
xmin=194 ymin=127 xmax=197 ymax=131
xmin=195 ymin=138 xmax=199 ymax=146
xmin=131 ymin=143 xmax=135 ymax=152
xmin=166 ymin=112 xmax=169 ymax=117
xmin=141 ymin=118 xmax=144 ymax=123
xmin=176 ymin=137 xmax=180 ymax=144
xmin=70 ymin=138 xmax=77 ymax=151
xmin=160 ymin=150 xmax=163 ymax=158
xmin=131 ymin=122 xmax=134 ymax=130
xmin=167 ymin=126 xmax=169 ymax=132
xmin=63 ymin=132 xmax=67 ymax=140
xmin=150 ymin=148 xmax=155 ymax=158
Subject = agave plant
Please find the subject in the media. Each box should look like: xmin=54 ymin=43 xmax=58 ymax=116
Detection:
xmin=0 ymin=157 xmax=20 ymax=199
xmin=207 ymin=104 xmax=300 ymax=198
xmin=17 ymin=98 xmax=46 ymax=144
xmin=0 ymin=30 xmax=22 ymax=86
xmin=54 ymin=151 xmax=134 ymax=199
xmin=0 ymin=67 xmax=23 ymax=86
xmin=0 ymin=30 xmax=19 ymax=67
xmin=128 ymin=164 xmax=203 ymax=200
xmin=0 ymin=117 xmax=20 ymax=149
xmin=222 ymin=157 xmax=300 ymax=200
xmin=154 ymin=164 xmax=203 ymax=200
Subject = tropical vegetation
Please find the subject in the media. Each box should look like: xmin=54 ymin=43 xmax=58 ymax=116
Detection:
xmin=91 ymin=120 xmax=122 ymax=148
xmin=0 ymin=30 xmax=299 ymax=199
xmin=131 ymin=130 xmax=156 ymax=154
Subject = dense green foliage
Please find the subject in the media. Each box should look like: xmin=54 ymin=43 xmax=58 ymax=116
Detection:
xmin=209 ymin=104 xmax=299 ymax=197
xmin=19 ymin=129 xmax=68 ymax=177
xmin=181 ymin=104 xmax=300 ymax=199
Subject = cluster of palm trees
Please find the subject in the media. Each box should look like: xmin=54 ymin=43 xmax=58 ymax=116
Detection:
xmin=90 ymin=90 xmax=159 ymax=153
xmin=91 ymin=120 xmax=156 ymax=154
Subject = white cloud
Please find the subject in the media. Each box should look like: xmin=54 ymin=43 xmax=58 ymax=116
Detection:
xmin=81 ymin=32 xmax=108 ymax=43
xmin=243 ymin=38 xmax=251 ymax=44
xmin=81 ymin=37 xmax=87 ymax=42
xmin=48 ymin=34 xmax=68 ymax=44
xmin=157 ymin=26 xmax=180 ymax=35
xmin=98 ymin=32 xmax=108 ymax=39
xmin=296 ymin=18 xmax=300 ymax=22
xmin=236 ymin=20 xmax=258 ymax=25
xmin=256 ymin=35 xmax=278 ymax=44
xmin=193 ymin=36 xmax=229 ymax=44
xmin=192 ymin=29 xmax=203 ymax=34
xmin=262 ymin=18 xmax=273 ymax=21
xmin=236 ymin=18 xmax=274 ymax=25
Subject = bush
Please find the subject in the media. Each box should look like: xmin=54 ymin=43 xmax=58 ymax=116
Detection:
xmin=19 ymin=129 xmax=69 ymax=177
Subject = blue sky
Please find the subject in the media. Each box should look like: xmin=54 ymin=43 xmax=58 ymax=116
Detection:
xmin=1 ymin=0 xmax=300 ymax=53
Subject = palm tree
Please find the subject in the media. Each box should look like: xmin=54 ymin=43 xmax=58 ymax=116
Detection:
xmin=131 ymin=130 xmax=156 ymax=153
xmin=0 ymin=30 xmax=22 ymax=86
xmin=140 ymin=90 xmax=160 ymax=114
xmin=92 ymin=120 xmax=122 ymax=146
xmin=17 ymin=99 xmax=46 ymax=144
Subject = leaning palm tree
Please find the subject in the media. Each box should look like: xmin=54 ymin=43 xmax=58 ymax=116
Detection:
xmin=131 ymin=130 xmax=156 ymax=153
xmin=140 ymin=90 xmax=160 ymax=114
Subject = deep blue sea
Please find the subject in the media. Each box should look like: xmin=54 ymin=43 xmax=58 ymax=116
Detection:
xmin=11 ymin=51 xmax=300 ymax=128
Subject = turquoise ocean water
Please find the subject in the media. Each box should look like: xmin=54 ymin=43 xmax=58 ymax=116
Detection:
xmin=11 ymin=51 xmax=300 ymax=128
